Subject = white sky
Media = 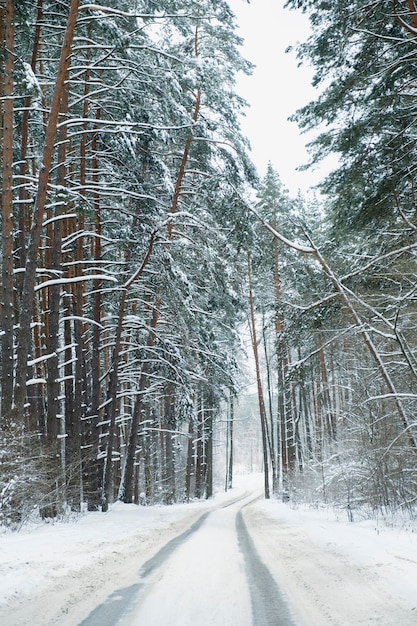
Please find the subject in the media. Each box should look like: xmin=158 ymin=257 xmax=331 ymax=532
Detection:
xmin=229 ymin=0 xmax=326 ymax=196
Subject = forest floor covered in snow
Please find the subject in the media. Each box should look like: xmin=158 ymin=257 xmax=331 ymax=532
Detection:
xmin=0 ymin=474 xmax=416 ymax=625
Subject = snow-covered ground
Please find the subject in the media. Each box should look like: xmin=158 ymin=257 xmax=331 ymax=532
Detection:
xmin=0 ymin=474 xmax=416 ymax=625
xmin=245 ymin=495 xmax=417 ymax=625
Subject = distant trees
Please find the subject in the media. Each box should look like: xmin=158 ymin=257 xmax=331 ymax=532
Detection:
xmin=245 ymin=0 xmax=417 ymax=514
xmin=248 ymin=160 xmax=417 ymax=514
xmin=248 ymin=165 xmax=314 ymax=501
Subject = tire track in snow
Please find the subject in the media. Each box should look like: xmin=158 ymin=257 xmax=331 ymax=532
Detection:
xmin=138 ymin=510 xmax=211 ymax=578
xmin=79 ymin=492 xmax=257 ymax=625
xmin=78 ymin=583 xmax=143 ymax=626
xmin=138 ymin=489 xmax=257 ymax=577
xmin=236 ymin=508 xmax=296 ymax=626
xmin=79 ymin=512 xmax=214 ymax=626
xmin=79 ymin=490 xmax=296 ymax=626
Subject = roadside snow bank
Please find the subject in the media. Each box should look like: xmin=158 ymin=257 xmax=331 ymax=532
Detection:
xmin=248 ymin=497 xmax=417 ymax=625
xmin=0 ymin=479 xmax=253 ymax=626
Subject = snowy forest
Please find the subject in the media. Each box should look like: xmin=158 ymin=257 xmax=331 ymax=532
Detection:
xmin=1 ymin=0 xmax=417 ymax=529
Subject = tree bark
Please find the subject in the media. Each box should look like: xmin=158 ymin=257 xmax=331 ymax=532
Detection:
xmin=84 ymin=107 xmax=102 ymax=509
xmin=1 ymin=0 xmax=15 ymax=424
xmin=17 ymin=0 xmax=43 ymax=276
xmin=247 ymin=254 xmax=270 ymax=499
xmin=185 ymin=416 xmax=194 ymax=502
xmin=262 ymin=316 xmax=278 ymax=494
xmin=163 ymin=387 xmax=176 ymax=504
xmin=205 ymin=406 xmax=213 ymax=499
xmin=13 ymin=0 xmax=81 ymax=422
xmin=46 ymin=68 xmax=70 ymax=446
xmin=225 ymin=393 xmax=234 ymax=491
xmin=194 ymin=393 xmax=204 ymax=499
xmin=317 ymin=329 xmax=337 ymax=442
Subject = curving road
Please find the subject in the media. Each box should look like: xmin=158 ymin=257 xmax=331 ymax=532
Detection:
xmin=1 ymin=477 xmax=415 ymax=626
xmin=80 ymin=493 xmax=296 ymax=626
xmin=78 ymin=490 xmax=416 ymax=626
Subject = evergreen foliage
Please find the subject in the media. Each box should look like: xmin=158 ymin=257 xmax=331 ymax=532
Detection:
xmin=286 ymin=0 xmax=417 ymax=232
xmin=1 ymin=0 xmax=417 ymax=528
xmin=0 ymin=0 xmax=254 ymax=521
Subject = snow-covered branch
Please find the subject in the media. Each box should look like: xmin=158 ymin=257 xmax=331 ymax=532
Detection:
xmin=34 ymin=274 xmax=117 ymax=292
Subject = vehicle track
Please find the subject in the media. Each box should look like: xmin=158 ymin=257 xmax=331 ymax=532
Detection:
xmin=80 ymin=490 xmax=291 ymax=626
xmin=236 ymin=506 xmax=296 ymax=626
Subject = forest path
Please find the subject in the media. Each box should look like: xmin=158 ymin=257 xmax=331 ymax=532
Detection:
xmin=79 ymin=491 xmax=296 ymax=625
xmin=1 ymin=476 xmax=415 ymax=626
xmin=79 ymin=489 xmax=416 ymax=626
xmin=60 ymin=492 xmax=417 ymax=626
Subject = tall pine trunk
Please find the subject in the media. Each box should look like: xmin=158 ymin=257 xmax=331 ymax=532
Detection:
xmin=13 ymin=0 xmax=80 ymax=422
xmin=247 ymin=254 xmax=270 ymax=499
xmin=1 ymin=0 xmax=15 ymax=424
xmin=225 ymin=393 xmax=234 ymax=491
xmin=17 ymin=0 xmax=43 ymax=278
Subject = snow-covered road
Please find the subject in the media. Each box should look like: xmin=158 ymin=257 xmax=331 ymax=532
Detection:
xmin=117 ymin=496 xmax=255 ymax=626
xmin=81 ymin=492 xmax=296 ymax=625
xmin=0 ymin=474 xmax=416 ymax=625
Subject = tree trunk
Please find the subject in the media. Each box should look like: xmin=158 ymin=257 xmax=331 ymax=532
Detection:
xmin=13 ymin=0 xmax=81 ymax=422
xmin=317 ymin=329 xmax=337 ymax=442
xmin=262 ymin=314 xmax=278 ymax=494
xmin=164 ymin=387 xmax=176 ymax=504
xmin=185 ymin=416 xmax=194 ymax=502
xmin=46 ymin=68 xmax=70 ymax=447
xmin=298 ymin=348 xmax=313 ymax=460
xmin=225 ymin=393 xmax=234 ymax=491
xmin=247 ymin=254 xmax=270 ymax=499
xmin=84 ymin=109 xmax=102 ymax=510
xmin=194 ymin=393 xmax=204 ymax=499
xmin=1 ymin=0 xmax=15 ymax=424
xmin=17 ymin=0 xmax=43 ymax=277
xmin=205 ymin=407 xmax=213 ymax=499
